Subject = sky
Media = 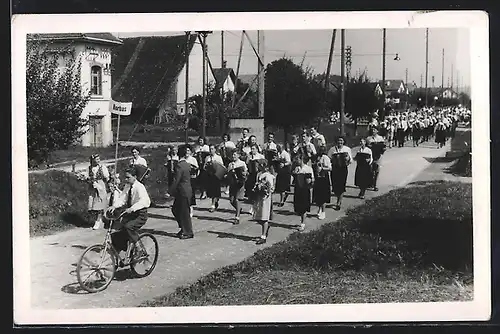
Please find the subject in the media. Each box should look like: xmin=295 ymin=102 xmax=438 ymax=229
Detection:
xmin=115 ymin=28 xmax=470 ymax=92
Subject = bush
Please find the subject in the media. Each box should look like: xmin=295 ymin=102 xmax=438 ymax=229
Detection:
xmin=245 ymin=181 xmax=472 ymax=272
xmin=29 ymin=170 xmax=92 ymax=236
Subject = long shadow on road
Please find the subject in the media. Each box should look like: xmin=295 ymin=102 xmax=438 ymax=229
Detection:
xmin=207 ymin=230 xmax=258 ymax=242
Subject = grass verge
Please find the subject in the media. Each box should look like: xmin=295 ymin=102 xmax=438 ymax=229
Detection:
xmin=143 ymin=181 xmax=473 ymax=306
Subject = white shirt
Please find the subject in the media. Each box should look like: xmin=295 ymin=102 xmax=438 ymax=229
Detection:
xmin=222 ymin=141 xmax=236 ymax=149
xmin=316 ymin=154 xmax=332 ymax=170
xmin=279 ymin=150 xmax=291 ymax=165
xmin=195 ymin=144 xmax=210 ymax=153
xmin=186 ymin=156 xmax=199 ymax=168
xmin=294 ymin=164 xmax=315 ymax=183
xmin=249 ymin=152 xmax=265 ymax=161
xmin=302 ymin=142 xmax=317 ymax=156
xmin=113 ymin=180 xmax=151 ymax=212
xmin=228 ymin=159 xmax=247 ymax=172
xmin=131 ymin=156 xmax=148 ymax=167
xmin=264 ymin=141 xmax=277 ymax=152
xmin=312 ymin=133 xmax=326 ymax=147
xmin=327 ymin=145 xmax=353 ymax=165
xmin=205 ymin=154 xmax=224 ymax=166
xmin=357 ymin=146 xmax=373 ymax=165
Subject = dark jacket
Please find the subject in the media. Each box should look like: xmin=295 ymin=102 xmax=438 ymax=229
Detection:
xmin=168 ymin=159 xmax=193 ymax=199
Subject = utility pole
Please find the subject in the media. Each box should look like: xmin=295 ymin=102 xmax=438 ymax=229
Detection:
xmin=324 ymin=29 xmax=337 ymax=96
xmin=200 ymin=31 xmax=210 ymax=138
xmin=221 ymin=31 xmax=225 ymax=133
xmin=232 ymin=31 xmax=245 ymax=108
xmin=441 ymin=48 xmax=445 ymax=88
xmin=420 ymin=74 xmax=423 ymax=88
xmin=184 ymin=31 xmax=191 ymax=143
xmin=257 ymin=30 xmax=265 ymax=118
xmin=405 ymin=68 xmax=408 ymax=110
xmin=381 ymin=28 xmax=386 ymax=120
xmin=340 ymin=29 xmax=346 ymax=136
xmin=424 ymin=28 xmax=429 ymax=107
xmin=451 ymin=63 xmax=454 ymax=90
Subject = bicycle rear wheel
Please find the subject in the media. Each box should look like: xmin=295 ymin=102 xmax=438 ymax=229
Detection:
xmin=76 ymin=244 xmax=116 ymax=293
xmin=130 ymin=233 xmax=158 ymax=278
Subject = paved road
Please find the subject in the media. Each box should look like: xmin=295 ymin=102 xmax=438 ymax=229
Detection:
xmin=29 ymin=140 xmax=454 ymax=309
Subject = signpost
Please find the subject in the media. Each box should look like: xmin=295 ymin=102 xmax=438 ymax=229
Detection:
xmin=109 ymin=99 xmax=132 ymax=171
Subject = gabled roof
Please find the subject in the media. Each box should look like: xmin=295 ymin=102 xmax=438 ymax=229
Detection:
xmin=212 ymin=68 xmax=237 ymax=90
xmin=236 ymin=74 xmax=258 ymax=90
xmin=380 ymin=79 xmax=405 ymax=91
xmin=111 ymin=34 xmax=197 ymax=116
xmin=27 ymin=33 xmax=123 ymax=45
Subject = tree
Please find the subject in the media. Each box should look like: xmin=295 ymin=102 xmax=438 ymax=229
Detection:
xmin=187 ymin=78 xmax=258 ymax=136
xmin=265 ymin=58 xmax=325 ymax=141
xmin=26 ymin=41 xmax=90 ymax=167
xmin=344 ymin=71 xmax=381 ymax=135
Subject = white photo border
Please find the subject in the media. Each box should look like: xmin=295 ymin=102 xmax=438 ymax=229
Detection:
xmin=12 ymin=10 xmax=491 ymax=325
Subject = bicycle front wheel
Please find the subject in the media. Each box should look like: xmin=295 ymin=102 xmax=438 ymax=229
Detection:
xmin=130 ymin=233 xmax=159 ymax=278
xmin=76 ymin=244 xmax=116 ymax=293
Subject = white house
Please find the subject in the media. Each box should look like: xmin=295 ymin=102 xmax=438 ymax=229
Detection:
xmin=28 ymin=33 xmax=123 ymax=147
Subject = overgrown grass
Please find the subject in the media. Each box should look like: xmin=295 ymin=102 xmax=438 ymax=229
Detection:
xmin=143 ymin=181 xmax=473 ymax=306
xmin=29 ymin=170 xmax=93 ymax=237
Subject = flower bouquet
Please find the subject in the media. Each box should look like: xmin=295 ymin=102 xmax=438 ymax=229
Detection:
xmin=253 ymin=177 xmax=272 ymax=197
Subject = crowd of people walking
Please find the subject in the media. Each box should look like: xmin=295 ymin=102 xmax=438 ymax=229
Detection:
xmin=80 ymin=105 xmax=469 ymax=247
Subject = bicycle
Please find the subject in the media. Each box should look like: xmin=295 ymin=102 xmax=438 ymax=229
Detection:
xmin=76 ymin=209 xmax=159 ymax=293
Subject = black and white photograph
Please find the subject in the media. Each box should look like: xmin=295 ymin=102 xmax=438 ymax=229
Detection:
xmin=12 ymin=11 xmax=490 ymax=324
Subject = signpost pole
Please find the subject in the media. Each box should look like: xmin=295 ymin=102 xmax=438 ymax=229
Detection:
xmin=114 ymin=114 xmax=121 ymax=172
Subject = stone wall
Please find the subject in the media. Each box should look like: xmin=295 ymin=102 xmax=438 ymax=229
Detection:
xmin=228 ymin=118 xmax=265 ymax=147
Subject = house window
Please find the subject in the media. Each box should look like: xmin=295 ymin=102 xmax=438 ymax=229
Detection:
xmin=90 ymin=65 xmax=102 ymax=96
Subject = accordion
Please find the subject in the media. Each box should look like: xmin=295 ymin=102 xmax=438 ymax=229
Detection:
xmin=355 ymin=152 xmax=372 ymax=166
xmin=134 ymin=164 xmax=151 ymax=182
xmin=370 ymin=142 xmax=386 ymax=160
xmin=248 ymin=158 xmax=267 ymax=174
xmin=206 ymin=161 xmax=227 ymax=180
xmin=189 ymin=163 xmax=199 ymax=178
xmin=220 ymin=146 xmax=236 ymax=160
xmin=196 ymin=151 xmax=210 ymax=167
xmin=265 ymin=150 xmax=279 ymax=163
xmin=331 ymin=152 xmax=349 ymax=169
xmin=227 ymin=165 xmax=247 ymax=186
xmin=294 ymin=173 xmax=313 ymax=189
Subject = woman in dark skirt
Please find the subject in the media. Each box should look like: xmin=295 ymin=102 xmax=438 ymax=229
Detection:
xmin=292 ymin=154 xmax=314 ymax=232
xmin=226 ymin=150 xmax=248 ymax=224
xmin=194 ymin=137 xmax=210 ymax=199
xmin=327 ymin=136 xmax=352 ymax=210
xmin=275 ymin=144 xmax=292 ymax=206
xmin=245 ymin=144 xmax=265 ymax=215
xmin=312 ymin=146 xmax=332 ymax=220
xmin=434 ymin=118 xmax=447 ymax=148
xmin=204 ymin=144 xmax=225 ymax=212
xmin=354 ymin=138 xmax=373 ymax=199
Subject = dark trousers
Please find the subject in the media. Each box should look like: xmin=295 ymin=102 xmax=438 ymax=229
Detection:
xmin=371 ymin=161 xmax=380 ymax=188
xmin=111 ymin=209 xmax=148 ymax=252
xmin=172 ymin=196 xmax=193 ymax=236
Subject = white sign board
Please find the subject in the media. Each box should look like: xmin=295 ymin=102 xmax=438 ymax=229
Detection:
xmin=109 ymin=100 xmax=132 ymax=116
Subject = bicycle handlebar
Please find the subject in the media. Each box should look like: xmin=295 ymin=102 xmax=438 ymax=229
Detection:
xmin=103 ymin=208 xmax=127 ymax=221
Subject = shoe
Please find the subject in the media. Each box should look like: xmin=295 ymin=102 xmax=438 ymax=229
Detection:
xmin=334 ymin=205 xmax=341 ymax=211
xmin=318 ymin=211 xmax=326 ymax=220
xmin=233 ymin=217 xmax=240 ymax=224
xmin=176 ymin=230 xmax=183 ymax=236
xmin=209 ymin=205 xmax=216 ymax=213
xmin=359 ymin=195 xmax=365 ymax=199
xmin=179 ymin=234 xmax=194 ymax=239
xmin=373 ymin=187 xmax=379 ymax=191
xmin=297 ymin=224 xmax=305 ymax=231
xmin=256 ymin=237 xmax=267 ymax=245
xmin=201 ymin=194 xmax=207 ymax=200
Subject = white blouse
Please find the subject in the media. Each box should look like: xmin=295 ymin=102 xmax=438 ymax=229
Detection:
xmin=294 ymin=164 xmax=315 ymax=183
xmin=327 ymin=145 xmax=353 ymax=165
xmin=357 ymin=146 xmax=373 ymax=165
xmin=205 ymin=154 xmax=224 ymax=166
xmin=228 ymin=159 xmax=247 ymax=172
xmin=279 ymin=150 xmax=291 ymax=165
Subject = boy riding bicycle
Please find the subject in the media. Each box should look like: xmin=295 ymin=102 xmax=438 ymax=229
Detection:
xmin=106 ymin=166 xmax=151 ymax=264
